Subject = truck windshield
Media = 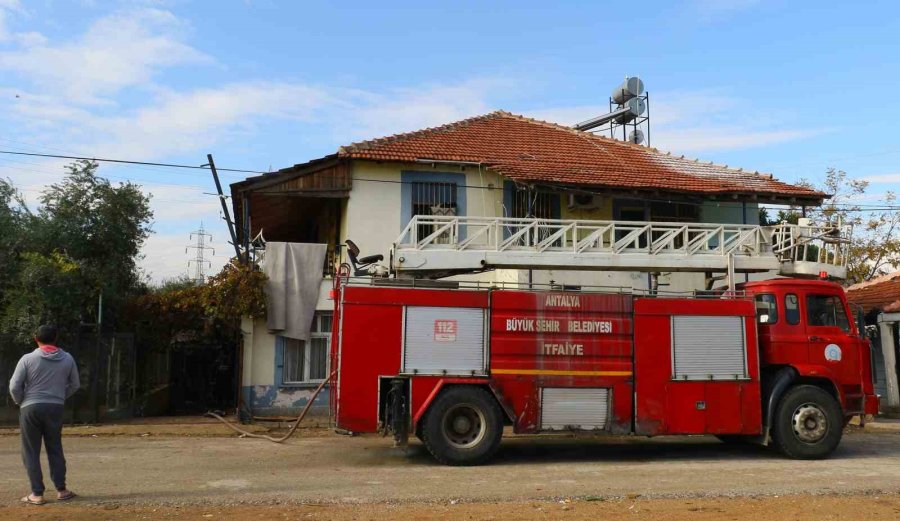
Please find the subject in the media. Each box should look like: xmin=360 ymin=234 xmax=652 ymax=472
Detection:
xmin=754 ymin=294 xmax=778 ymax=324
xmin=806 ymin=294 xmax=850 ymax=332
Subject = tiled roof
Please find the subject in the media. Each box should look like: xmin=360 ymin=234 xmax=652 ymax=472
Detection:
xmin=847 ymin=272 xmax=900 ymax=313
xmin=337 ymin=111 xmax=825 ymax=202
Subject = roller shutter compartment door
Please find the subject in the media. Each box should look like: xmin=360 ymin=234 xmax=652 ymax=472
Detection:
xmin=540 ymin=388 xmax=610 ymax=430
xmin=403 ymin=306 xmax=486 ymax=375
xmin=671 ymin=316 xmax=747 ymax=380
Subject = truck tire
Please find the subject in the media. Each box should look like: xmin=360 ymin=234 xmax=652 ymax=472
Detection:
xmin=771 ymin=385 xmax=843 ymax=460
xmin=420 ymin=386 xmax=503 ymax=466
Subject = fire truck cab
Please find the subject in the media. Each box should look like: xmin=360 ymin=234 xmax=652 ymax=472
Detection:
xmin=330 ymin=274 xmax=877 ymax=465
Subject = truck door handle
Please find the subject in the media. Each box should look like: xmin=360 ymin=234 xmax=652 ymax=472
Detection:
xmin=809 ymin=336 xmax=824 ymax=342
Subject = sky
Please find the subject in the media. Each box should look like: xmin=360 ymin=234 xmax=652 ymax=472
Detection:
xmin=1 ymin=0 xmax=900 ymax=282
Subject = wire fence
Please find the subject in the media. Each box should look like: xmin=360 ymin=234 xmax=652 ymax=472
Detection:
xmin=0 ymin=331 xmax=238 ymax=425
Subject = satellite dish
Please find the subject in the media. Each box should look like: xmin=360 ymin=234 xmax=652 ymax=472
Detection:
xmin=628 ymin=129 xmax=645 ymax=145
xmin=613 ymin=97 xmax=646 ymax=124
xmin=611 ymin=77 xmax=644 ymax=105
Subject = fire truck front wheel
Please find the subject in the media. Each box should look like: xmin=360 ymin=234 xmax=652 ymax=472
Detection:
xmin=420 ymin=386 xmax=503 ymax=466
xmin=771 ymin=384 xmax=843 ymax=460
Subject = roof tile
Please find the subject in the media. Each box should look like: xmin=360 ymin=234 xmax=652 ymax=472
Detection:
xmin=337 ymin=111 xmax=824 ymax=201
xmin=847 ymin=272 xmax=900 ymax=313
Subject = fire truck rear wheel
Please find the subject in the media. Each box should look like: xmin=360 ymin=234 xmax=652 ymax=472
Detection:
xmin=771 ymin=384 xmax=843 ymax=460
xmin=420 ymin=386 xmax=503 ymax=466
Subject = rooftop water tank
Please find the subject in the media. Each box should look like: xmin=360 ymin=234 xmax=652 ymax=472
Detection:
xmin=611 ymin=77 xmax=644 ymax=105
xmin=613 ymin=97 xmax=646 ymax=124
xmin=628 ymin=129 xmax=645 ymax=145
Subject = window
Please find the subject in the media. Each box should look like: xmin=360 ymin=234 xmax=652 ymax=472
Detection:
xmin=755 ymin=294 xmax=778 ymax=324
xmin=785 ymin=294 xmax=800 ymax=325
xmin=509 ymin=188 xmax=558 ymax=220
xmin=806 ymin=295 xmax=850 ymax=332
xmin=282 ymin=313 xmax=333 ymax=384
xmin=505 ymin=185 xmax=561 ymax=245
xmin=649 ymin=201 xmax=700 ymax=223
xmin=411 ymin=181 xmax=457 ymax=243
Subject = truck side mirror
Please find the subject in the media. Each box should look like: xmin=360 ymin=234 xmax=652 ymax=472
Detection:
xmin=850 ymin=303 xmax=866 ymax=339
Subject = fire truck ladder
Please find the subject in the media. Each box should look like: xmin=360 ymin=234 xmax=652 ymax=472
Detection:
xmin=392 ymin=216 xmax=851 ymax=282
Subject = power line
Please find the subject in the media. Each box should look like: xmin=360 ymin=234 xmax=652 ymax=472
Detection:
xmin=0 ymin=149 xmax=265 ymax=174
xmin=3 ymin=148 xmax=897 ymax=213
xmin=0 ymin=138 xmax=243 ymax=179
xmin=0 ymin=155 xmax=217 ymax=192
xmin=351 ymin=177 xmax=899 ymax=212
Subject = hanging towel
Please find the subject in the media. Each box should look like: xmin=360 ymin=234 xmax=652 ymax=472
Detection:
xmin=264 ymin=242 xmax=327 ymax=341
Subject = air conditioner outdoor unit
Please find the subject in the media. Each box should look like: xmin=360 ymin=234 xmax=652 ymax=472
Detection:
xmin=567 ymin=193 xmax=603 ymax=210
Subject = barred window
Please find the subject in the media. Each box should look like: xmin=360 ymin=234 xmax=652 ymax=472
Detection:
xmin=509 ymin=188 xmax=557 ymax=219
xmin=411 ymin=181 xmax=458 ymax=242
xmin=505 ymin=186 xmax=560 ymax=245
xmin=282 ymin=313 xmax=333 ymax=384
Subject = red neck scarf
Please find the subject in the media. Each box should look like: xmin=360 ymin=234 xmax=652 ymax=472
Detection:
xmin=39 ymin=345 xmax=59 ymax=354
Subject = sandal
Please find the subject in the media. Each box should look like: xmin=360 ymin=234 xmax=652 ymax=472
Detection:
xmin=21 ymin=494 xmax=46 ymax=505
xmin=57 ymin=491 xmax=77 ymax=501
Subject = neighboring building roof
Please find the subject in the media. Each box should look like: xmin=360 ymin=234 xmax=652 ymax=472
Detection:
xmin=336 ymin=110 xmax=825 ymax=204
xmin=847 ymin=272 xmax=900 ymax=313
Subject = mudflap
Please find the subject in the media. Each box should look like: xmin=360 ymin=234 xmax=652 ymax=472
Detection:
xmin=385 ymin=378 xmax=410 ymax=448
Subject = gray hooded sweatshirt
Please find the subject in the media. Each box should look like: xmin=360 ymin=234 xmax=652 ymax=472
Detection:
xmin=9 ymin=348 xmax=80 ymax=408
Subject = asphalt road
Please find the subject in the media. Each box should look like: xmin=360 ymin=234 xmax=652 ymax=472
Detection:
xmin=1 ymin=429 xmax=899 ymax=507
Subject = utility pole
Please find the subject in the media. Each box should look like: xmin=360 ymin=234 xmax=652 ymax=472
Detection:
xmin=205 ymin=154 xmax=242 ymax=261
xmin=186 ymin=223 xmax=214 ymax=283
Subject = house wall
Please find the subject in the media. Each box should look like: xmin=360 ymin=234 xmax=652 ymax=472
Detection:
xmin=239 ymin=283 xmax=335 ymax=418
xmin=346 ymin=161 xmax=506 ymax=259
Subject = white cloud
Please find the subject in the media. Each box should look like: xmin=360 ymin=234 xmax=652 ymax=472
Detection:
xmin=652 ymin=126 xmax=825 ymax=153
xmin=0 ymin=0 xmax=22 ymax=42
xmin=140 ymin=229 xmax=234 ymax=283
xmin=863 ymin=173 xmax=900 ymax=184
xmin=339 ymin=79 xmax=506 ymax=141
xmin=0 ymin=8 xmax=210 ymax=104
xmin=88 ymin=82 xmax=341 ymax=160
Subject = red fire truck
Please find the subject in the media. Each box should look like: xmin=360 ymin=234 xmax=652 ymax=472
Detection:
xmin=330 ymin=274 xmax=877 ymax=466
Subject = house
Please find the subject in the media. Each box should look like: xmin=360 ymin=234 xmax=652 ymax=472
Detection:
xmin=230 ymin=110 xmax=825 ymax=418
xmin=847 ymin=273 xmax=900 ymax=414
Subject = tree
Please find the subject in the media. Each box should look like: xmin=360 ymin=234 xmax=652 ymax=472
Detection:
xmin=760 ymin=168 xmax=900 ymax=285
xmin=0 ymin=179 xmax=40 ymax=284
xmin=759 ymin=207 xmax=799 ymax=226
xmin=0 ymin=161 xmax=153 ymax=342
xmin=36 ymin=160 xmax=153 ymax=302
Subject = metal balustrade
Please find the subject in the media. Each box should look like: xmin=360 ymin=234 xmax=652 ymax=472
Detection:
xmin=769 ymin=222 xmax=851 ymax=278
xmin=392 ymin=215 xmax=850 ymax=280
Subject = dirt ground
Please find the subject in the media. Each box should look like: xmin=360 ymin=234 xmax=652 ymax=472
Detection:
xmin=0 ymin=422 xmax=899 ymax=519
xmin=2 ymin=494 xmax=900 ymax=520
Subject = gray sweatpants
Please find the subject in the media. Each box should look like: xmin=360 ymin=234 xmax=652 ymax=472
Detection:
xmin=20 ymin=403 xmax=67 ymax=496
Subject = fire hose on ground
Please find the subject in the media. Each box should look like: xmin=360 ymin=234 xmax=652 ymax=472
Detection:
xmin=206 ymin=370 xmax=337 ymax=443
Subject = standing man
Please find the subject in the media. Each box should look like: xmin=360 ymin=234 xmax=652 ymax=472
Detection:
xmin=9 ymin=325 xmax=80 ymax=505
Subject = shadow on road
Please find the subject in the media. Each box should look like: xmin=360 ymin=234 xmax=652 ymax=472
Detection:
xmin=402 ymin=430 xmax=900 ymax=466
